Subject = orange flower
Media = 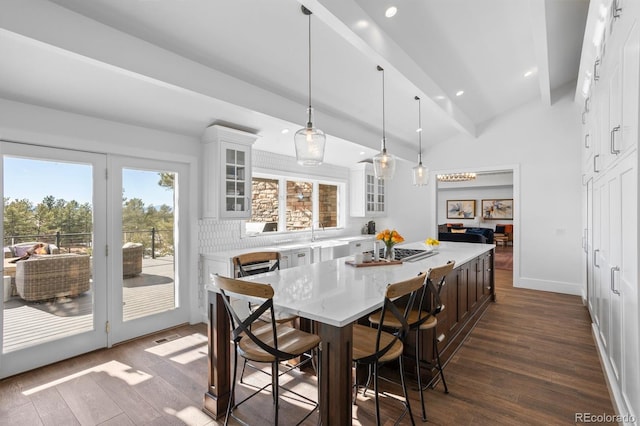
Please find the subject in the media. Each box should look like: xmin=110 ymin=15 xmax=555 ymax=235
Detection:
xmin=376 ymin=229 xmax=404 ymax=247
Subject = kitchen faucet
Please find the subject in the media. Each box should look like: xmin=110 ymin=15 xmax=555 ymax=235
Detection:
xmin=311 ymin=221 xmax=325 ymax=242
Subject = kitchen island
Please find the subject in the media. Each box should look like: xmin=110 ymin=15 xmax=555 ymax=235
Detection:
xmin=203 ymin=241 xmax=495 ymax=425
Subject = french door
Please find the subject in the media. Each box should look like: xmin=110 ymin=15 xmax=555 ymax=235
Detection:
xmin=0 ymin=143 xmax=190 ymax=377
xmin=1 ymin=142 xmax=108 ymax=377
xmin=107 ymin=156 xmax=190 ymax=344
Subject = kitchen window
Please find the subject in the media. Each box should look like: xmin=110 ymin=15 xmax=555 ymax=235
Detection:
xmin=245 ymin=174 xmax=343 ymax=235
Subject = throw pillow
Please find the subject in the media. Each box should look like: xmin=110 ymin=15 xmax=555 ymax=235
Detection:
xmin=451 ymin=228 xmax=467 ymax=233
xmin=13 ymin=246 xmax=31 ymax=257
xmin=495 ymin=225 xmax=505 ymax=234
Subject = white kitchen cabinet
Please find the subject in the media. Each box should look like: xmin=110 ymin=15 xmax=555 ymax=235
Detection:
xmin=201 ymin=125 xmax=257 ymax=219
xmin=350 ymin=163 xmax=386 ymax=217
xmin=583 ymin=1 xmax=639 ymax=420
xmin=348 ymin=238 xmax=374 ymax=256
xmin=280 ymin=247 xmax=311 ymax=269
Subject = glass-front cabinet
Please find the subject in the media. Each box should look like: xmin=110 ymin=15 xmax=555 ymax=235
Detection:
xmin=350 ymin=162 xmax=386 ymax=217
xmin=201 ymin=125 xmax=257 ymax=219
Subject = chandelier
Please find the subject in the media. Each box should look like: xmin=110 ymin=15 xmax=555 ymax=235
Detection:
xmin=437 ymin=172 xmax=477 ymax=182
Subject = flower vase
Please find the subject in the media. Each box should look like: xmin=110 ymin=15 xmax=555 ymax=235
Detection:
xmin=385 ymin=245 xmax=395 ymax=261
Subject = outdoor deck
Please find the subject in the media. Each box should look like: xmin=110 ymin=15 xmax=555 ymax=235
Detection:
xmin=2 ymin=256 xmax=175 ymax=353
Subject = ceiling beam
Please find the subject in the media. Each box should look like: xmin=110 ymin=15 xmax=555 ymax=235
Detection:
xmin=309 ymin=0 xmax=477 ymax=137
xmin=529 ymin=0 xmax=552 ymax=106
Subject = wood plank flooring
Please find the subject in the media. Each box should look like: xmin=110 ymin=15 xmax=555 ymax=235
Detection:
xmin=0 ymin=269 xmax=614 ymax=425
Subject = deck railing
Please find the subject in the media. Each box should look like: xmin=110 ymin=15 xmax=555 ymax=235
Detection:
xmin=3 ymin=228 xmax=173 ymax=259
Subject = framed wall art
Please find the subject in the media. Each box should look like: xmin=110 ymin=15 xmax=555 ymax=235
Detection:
xmin=482 ymin=199 xmax=513 ymax=220
xmin=446 ymin=200 xmax=476 ymax=219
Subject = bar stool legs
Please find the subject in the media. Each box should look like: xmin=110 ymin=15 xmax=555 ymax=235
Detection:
xmin=414 ymin=326 xmax=448 ymax=421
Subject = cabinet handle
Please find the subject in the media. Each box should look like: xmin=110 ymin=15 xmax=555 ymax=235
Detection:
xmin=297 ymin=253 xmax=306 ymax=258
xmin=584 ymin=133 xmax=590 ymax=148
xmin=610 ymin=126 xmax=621 ymax=155
xmin=582 ymin=111 xmax=587 ymax=124
xmin=610 ymin=266 xmax=620 ymax=295
xmin=594 ymin=59 xmax=600 ymax=81
xmin=593 ymin=249 xmax=600 ymax=267
xmin=593 ymin=154 xmax=600 ymax=173
xmin=585 ymin=97 xmax=590 ymax=113
xmin=613 ymin=0 xmax=622 ymax=19
xmin=355 ymin=243 xmax=361 ymax=248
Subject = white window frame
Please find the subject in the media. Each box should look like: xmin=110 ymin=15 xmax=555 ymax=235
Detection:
xmin=244 ymin=171 xmax=346 ymax=236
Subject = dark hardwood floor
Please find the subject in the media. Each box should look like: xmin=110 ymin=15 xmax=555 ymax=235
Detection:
xmin=0 ymin=268 xmax=614 ymax=425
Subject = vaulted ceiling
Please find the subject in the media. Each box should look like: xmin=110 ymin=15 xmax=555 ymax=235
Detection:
xmin=0 ymin=0 xmax=588 ymax=166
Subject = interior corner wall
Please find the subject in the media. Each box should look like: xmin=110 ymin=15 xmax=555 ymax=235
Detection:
xmin=385 ymin=92 xmax=583 ymax=295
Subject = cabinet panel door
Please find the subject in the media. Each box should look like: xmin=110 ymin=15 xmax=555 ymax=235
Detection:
xmin=621 ymin=22 xmax=640 ymax=154
xmin=446 ymin=270 xmax=459 ymax=335
xmin=618 ymin=155 xmax=639 ymax=415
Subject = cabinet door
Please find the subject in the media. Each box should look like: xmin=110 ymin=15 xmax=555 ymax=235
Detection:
xmin=618 ymin=154 xmax=639 ymax=417
xmin=221 ymin=141 xmax=251 ymax=219
xmin=621 ymin=21 xmax=640 ymax=154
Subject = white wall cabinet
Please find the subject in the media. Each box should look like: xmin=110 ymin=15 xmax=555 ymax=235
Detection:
xmin=350 ymin=163 xmax=386 ymax=217
xmin=201 ymin=125 xmax=257 ymax=219
xmin=582 ymin=1 xmax=639 ymax=421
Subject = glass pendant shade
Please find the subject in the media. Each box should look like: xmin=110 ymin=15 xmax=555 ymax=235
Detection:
xmin=373 ymin=146 xmax=396 ymax=179
xmin=373 ymin=65 xmax=395 ymax=180
xmin=295 ymin=6 xmax=325 ymax=166
xmin=412 ymin=162 xmax=429 ymax=186
xmin=295 ymin=108 xmax=326 ymax=166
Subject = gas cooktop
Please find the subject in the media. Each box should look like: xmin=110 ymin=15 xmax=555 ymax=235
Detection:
xmin=371 ymin=247 xmax=437 ymax=262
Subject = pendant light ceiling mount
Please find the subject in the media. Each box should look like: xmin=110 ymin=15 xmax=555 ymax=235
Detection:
xmin=372 ymin=65 xmax=396 ymax=180
xmin=294 ymin=4 xmax=326 ymax=166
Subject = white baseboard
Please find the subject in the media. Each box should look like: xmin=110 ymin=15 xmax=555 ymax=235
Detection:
xmin=515 ymin=276 xmax=582 ymax=295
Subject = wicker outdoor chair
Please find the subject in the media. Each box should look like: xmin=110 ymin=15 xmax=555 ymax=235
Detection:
xmin=15 ymin=253 xmax=91 ymax=301
xmin=122 ymin=243 xmax=143 ymax=277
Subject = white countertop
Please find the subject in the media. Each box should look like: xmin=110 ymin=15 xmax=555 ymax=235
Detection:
xmin=205 ymin=241 xmax=494 ymax=327
xmin=201 ymin=235 xmax=376 ymax=262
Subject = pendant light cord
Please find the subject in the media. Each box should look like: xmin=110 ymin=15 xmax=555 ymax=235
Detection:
xmin=307 ymin=11 xmax=312 ymax=125
xmin=377 ymin=65 xmax=386 ymax=151
xmin=415 ymin=95 xmax=422 ymax=164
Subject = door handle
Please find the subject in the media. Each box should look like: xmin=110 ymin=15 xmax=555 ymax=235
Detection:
xmin=593 ymin=249 xmax=600 ymax=268
xmin=594 ymin=154 xmax=600 ymax=173
xmin=610 ymin=126 xmax=621 ymax=155
xmin=611 ymin=266 xmax=620 ymax=295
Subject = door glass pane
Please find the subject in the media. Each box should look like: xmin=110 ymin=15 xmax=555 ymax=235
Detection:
xmin=121 ymin=169 xmax=176 ymax=321
xmin=3 ymin=157 xmax=94 ymax=352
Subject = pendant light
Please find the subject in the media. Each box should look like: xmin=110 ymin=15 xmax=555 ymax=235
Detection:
xmin=373 ymin=65 xmax=396 ymax=179
xmin=412 ymin=96 xmax=429 ymax=186
xmin=294 ymin=5 xmax=326 ymax=166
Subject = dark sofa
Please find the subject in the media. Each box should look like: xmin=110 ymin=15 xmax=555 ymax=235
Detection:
xmin=438 ymin=227 xmax=494 ymax=244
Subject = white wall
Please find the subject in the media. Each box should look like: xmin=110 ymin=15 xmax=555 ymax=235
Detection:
xmin=437 ymin=184 xmax=513 ymax=229
xmin=384 ymin=90 xmax=584 ymax=295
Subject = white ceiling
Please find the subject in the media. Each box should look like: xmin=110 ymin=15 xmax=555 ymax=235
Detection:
xmin=0 ymin=0 xmax=588 ymax=167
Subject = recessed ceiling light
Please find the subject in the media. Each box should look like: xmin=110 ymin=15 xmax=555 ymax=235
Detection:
xmin=455 ymin=90 xmax=464 ymax=97
xmin=359 ymin=151 xmax=366 ymax=155
xmin=416 ymin=127 xmax=423 ymax=133
xmin=281 ymin=128 xmax=289 ymax=134
xmin=355 ymin=20 xmax=369 ymax=29
xmin=434 ymin=95 xmax=445 ymax=100
xmin=385 ymin=6 xmax=397 ymax=18
xmin=524 ymin=71 xmax=533 ymax=78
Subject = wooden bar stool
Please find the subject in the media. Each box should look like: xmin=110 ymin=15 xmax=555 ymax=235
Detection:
xmin=369 ymin=260 xmax=455 ymax=421
xmin=214 ymin=274 xmax=321 ymax=425
xmin=353 ymin=274 xmax=425 ymax=426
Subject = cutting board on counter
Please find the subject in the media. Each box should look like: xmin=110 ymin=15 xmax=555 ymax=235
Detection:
xmin=345 ymin=259 xmax=403 ymax=267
